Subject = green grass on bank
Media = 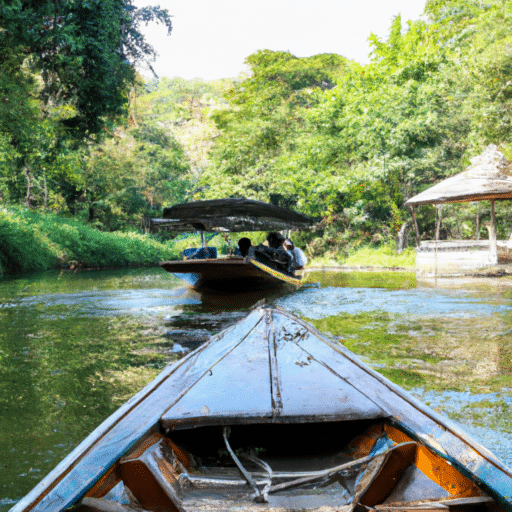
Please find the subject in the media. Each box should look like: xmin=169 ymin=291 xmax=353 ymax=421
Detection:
xmin=0 ymin=206 xmax=415 ymax=276
xmin=0 ymin=207 xmax=181 ymax=274
xmin=309 ymin=242 xmax=416 ymax=269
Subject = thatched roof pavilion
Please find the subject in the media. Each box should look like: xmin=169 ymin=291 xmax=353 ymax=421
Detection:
xmin=405 ymin=145 xmax=512 ymax=265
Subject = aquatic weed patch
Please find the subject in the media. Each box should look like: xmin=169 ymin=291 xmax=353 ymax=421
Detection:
xmin=308 ymin=243 xmax=416 ymax=270
xmin=304 ymin=270 xmax=418 ymax=289
xmin=409 ymin=388 xmax=512 ymax=466
xmin=307 ymin=311 xmax=512 ymax=393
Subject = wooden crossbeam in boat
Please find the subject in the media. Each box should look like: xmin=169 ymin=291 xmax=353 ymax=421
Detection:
xmin=119 ymin=438 xmax=184 ymax=512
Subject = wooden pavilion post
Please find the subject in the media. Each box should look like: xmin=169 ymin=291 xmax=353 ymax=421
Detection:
xmin=435 ymin=204 xmax=443 ymax=242
xmin=489 ymin=200 xmax=498 ymax=264
xmin=409 ymin=205 xmax=421 ymax=247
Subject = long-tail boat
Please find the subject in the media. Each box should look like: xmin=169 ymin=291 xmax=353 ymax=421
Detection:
xmin=151 ymin=198 xmax=317 ymax=291
xmin=11 ymin=308 xmax=512 ymax=512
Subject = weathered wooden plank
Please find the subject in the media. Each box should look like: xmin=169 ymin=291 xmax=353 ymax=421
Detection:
xmin=161 ymin=317 xmax=272 ymax=427
xmin=271 ymin=312 xmax=388 ymax=421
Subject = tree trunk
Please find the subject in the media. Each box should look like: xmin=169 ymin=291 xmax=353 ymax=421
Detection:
xmin=24 ymin=166 xmax=32 ymax=208
xmin=396 ymin=221 xmax=410 ymax=254
xmin=408 ymin=206 xmax=421 ymax=247
xmin=435 ymin=205 xmax=443 ymax=241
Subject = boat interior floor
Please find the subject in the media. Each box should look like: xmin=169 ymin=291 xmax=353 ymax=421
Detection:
xmin=72 ymin=420 xmax=501 ymax=512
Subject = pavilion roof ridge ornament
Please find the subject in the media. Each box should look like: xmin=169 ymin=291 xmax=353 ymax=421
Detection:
xmin=466 ymin=144 xmax=511 ymax=179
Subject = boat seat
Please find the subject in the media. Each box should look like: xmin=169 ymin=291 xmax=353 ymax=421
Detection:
xmin=182 ymin=247 xmax=217 ymax=260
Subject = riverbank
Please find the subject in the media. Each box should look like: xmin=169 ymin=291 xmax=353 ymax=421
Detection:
xmin=1 ymin=206 xmax=418 ymax=276
xmin=4 ymin=207 xmax=512 ymax=280
xmin=0 ymin=207 xmax=183 ymax=275
xmin=308 ymin=242 xmax=416 ymax=270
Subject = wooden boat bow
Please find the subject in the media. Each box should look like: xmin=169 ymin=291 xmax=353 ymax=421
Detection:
xmin=11 ymin=307 xmax=512 ymax=512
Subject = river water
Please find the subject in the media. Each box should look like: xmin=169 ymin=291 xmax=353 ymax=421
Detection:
xmin=1 ymin=267 xmax=512 ymax=509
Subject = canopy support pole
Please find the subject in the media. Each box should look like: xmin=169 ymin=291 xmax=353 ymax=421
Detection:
xmin=200 ymin=231 xmax=207 ymax=249
xmin=489 ymin=200 xmax=498 ymax=264
xmin=409 ymin=205 xmax=421 ymax=247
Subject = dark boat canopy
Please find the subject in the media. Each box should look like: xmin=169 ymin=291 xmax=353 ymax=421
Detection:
xmin=150 ymin=198 xmax=318 ymax=232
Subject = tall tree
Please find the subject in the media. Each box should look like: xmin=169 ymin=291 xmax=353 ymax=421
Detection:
xmin=1 ymin=0 xmax=172 ymax=136
xmin=199 ymin=50 xmax=347 ymax=207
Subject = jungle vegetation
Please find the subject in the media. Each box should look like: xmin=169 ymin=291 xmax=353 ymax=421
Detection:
xmin=2 ymin=0 xmax=512 ymax=272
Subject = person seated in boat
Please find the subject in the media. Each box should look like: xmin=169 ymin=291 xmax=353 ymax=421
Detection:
xmin=254 ymin=232 xmax=293 ymax=273
xmin=284 ymin=239 xmax=307 ymax=270
xmin=234 ymin=237 xmax=254 ymax=258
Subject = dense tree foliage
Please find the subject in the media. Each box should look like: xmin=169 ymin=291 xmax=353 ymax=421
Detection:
xmin=3 ymin=0 xmax=512 ymax=264
xmin=199 ymin=51 xmax=347 ymax=207
xmin=0 ymin=1 xmax=196 ymax=230
xmin=138 ymin=77 xmax=230 ymax=178
xmin=1 ymin=0 xmax=172 ymax=135
xmin=199 ymin=0 xmax=512 ymax=257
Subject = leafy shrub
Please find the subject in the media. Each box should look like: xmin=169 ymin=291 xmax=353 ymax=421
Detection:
xmin=0 ymin=208 xmax=64 ymax=273
xmin=0 ymin=206 xmax=181 ymax=274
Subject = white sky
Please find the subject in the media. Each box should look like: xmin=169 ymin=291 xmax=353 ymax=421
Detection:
xmin=134 ymin=0 xmax=427 ymax=80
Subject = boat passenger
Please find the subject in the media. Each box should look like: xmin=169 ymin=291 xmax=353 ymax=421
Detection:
xmin=254 ymin=232 xmax=293 ymax=274
xmin=284 ymin=239 xmax=307 ymax=270
xmin=266 ymin=231 xmax=286 ymax=249
xmin=235 ymin=237 xmax=254 ymax=258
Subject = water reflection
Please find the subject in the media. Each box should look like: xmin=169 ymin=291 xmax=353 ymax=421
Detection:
xmin=1 ymin=267 xmax=512 ymax=510
xmin=163 ymin=286 xmax=293 ymax=351
xmin=276 ymin=285 xmax=512 ymax=318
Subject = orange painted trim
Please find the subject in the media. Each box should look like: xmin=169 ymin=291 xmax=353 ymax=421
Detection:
xmin=347 ymin=424 xmax=385 ymax=459
xmin=86 ymin=432 xmax=190 ymax=499
xmin=120 ymin=432 xmax=164 ymax=461
xmin=85 ymin=433 xmax=164 ymax=498
xmin=384 ymin=424 xmax=481 ymax=498
xmin=85 ymin=464 xmax=120 ymax=499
